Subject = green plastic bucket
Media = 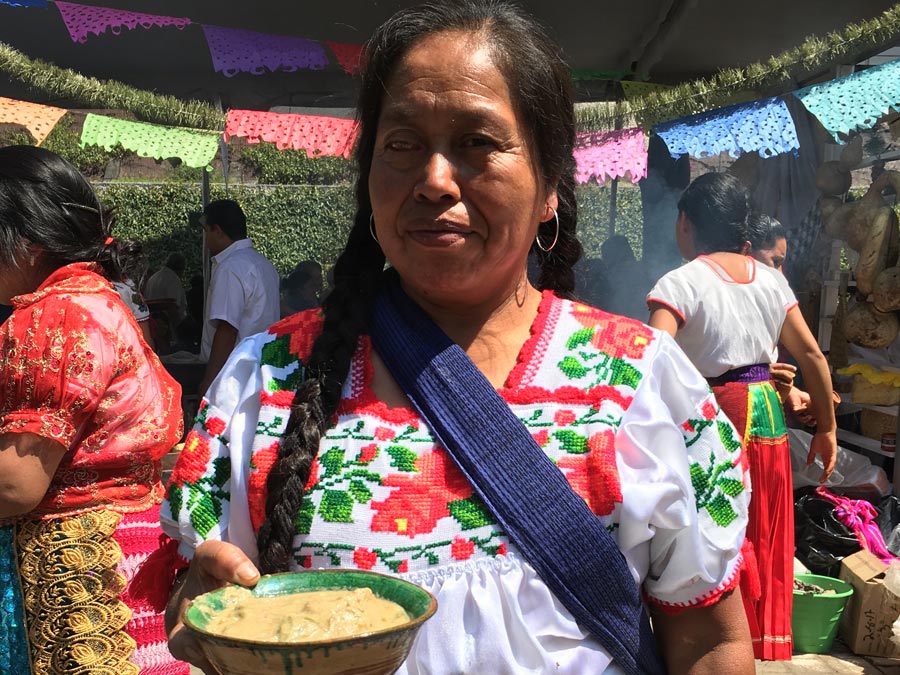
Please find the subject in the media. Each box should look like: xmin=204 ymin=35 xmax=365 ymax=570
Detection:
xmin=792 ymin=573 xmax=854 ymax=654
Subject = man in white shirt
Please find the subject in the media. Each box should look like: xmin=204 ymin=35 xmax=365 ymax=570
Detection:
xmin=198 ymin=199 xmax=280 ymax=394
xmin=144 ymin=252 xmax=188 ymax=324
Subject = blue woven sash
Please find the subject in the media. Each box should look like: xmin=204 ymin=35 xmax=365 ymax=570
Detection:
xmin=370 ymin=278 xmax=666 ymax=675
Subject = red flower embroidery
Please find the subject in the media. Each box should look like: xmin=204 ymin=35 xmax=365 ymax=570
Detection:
xmin=269 ymin=310 xmax=324 ymax=360
xmin=557 ymin=429 xmax=622 ymax=516
xmin=357 ymin=443 xmax=378 ymax=464
xmin=205 ymin=416 xmax=226 ymax=436
xmin=702 ymin=401 xmax=717 ymax=421
xmin=496 ymin=543 xmax=507 ymax=556
xmin=451 ymin=537 xmax=475 ymax=561
xmin=374 ymin=426 xmax=395 ymax=441
xmin=370 ymin=451 xmax=472 ymax=537
xmin=248 ymin=441 xmax=280 ymax=533
xmin=260 ymin=389 xmax=296 ymax=408
xmin=571 ymin=306 xmax=654 ymax=360
xmin=168 ymin=433 xmax=211 ymax=488
xmin=554 ymin=410 xmax=576 ymax=426
xmin=533 ymin=429 xmax=550 ymax=447
xmin=682 ymin=420 xmax=695 ymax=433
xmin=301 ymin=555 xmax=312 ymax=569
xmin=354 ymin=547 xmax=377 ymax=569
xmin=304 ymin=455 xmax=321 ymax=491
xmin=397 ymin=560 xmax=409 ymax=573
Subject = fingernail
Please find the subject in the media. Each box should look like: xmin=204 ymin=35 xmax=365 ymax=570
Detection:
xmin=235 ymin=562 xmax=258 ymax=584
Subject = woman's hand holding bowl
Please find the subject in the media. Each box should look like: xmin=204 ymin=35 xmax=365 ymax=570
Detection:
xmin=166 ymin=540 xmax=261 ymax=673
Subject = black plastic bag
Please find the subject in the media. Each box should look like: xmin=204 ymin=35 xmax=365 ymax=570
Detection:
xmin=794 ymin=491 xmax=860 ymax=577
xmin=876 ymin=494 xmax=900 ymax=557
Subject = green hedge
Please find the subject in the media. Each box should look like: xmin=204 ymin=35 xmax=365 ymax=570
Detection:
xmin=96 ymin=183 xmax=354 ymax=279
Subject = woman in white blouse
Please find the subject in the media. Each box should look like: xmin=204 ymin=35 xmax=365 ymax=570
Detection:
xmin=648 ymin=172 xmax=836 ymax=661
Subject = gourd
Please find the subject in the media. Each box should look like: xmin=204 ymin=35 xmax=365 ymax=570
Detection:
xmin=814 ymin=136 xmax=862 ymax=196
xmin=815 ymin=161 xmax=852 ymax=196
xmin=873 ymin=266 xmax=900 ymax=313
xmin=843 ymin=300 xmax=900 ymax=349
xmin=821 ymin=171 xmax=895 ymax=251
xmin=855 ymin=206 xmax=899 ymax=297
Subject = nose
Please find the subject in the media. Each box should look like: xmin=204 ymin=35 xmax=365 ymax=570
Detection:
xmin=414 ymin=152 xmax=460 ymax=203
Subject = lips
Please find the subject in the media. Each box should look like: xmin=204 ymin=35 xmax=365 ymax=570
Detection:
xmin=405 ymin=219 xmax=471 ymax=247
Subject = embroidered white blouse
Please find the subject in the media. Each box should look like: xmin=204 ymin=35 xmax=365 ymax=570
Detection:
xmin=162 ymin=293 xmax=750 ymax=674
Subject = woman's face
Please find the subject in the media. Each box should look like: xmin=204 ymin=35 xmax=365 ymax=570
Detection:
xmin=753 ymin=236 xmax=787 ymax=272
xmin=368 ymin=31 xmax=556 ymax=310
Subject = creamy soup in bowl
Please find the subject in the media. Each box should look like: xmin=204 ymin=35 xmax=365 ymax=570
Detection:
xmin=183 ymin=570 xmax=437 ymax=675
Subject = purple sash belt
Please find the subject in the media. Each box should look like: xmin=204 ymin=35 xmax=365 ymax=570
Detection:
xmin=706 ymin=363 xmax=770 ymax=387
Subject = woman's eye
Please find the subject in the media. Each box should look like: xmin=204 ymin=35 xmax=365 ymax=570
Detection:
xmin=462 ymin=136 xmax=495 ymax=149
xmin=384 ymin=139 xmax=418 ymax=152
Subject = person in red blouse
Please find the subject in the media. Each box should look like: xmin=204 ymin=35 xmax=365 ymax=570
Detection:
xmin=0 ymin=145 xmax=189 ymax=675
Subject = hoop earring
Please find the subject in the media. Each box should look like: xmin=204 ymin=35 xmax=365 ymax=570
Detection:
xmin=369 ymin=213 xmax=378 ymax=242
xmin=535 ymin=209 xmax=559 ymax=253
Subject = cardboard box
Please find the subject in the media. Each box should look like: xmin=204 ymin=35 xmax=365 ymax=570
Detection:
xmin=838 ymin=549 xmax=900 ymax=657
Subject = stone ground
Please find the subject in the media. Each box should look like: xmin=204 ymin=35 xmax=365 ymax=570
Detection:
xmin=756 ymin=639 xmax=900 ymax=674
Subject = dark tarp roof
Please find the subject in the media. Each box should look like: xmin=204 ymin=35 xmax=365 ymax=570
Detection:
xmin=1 ymin=0 xmax=898 ymax=111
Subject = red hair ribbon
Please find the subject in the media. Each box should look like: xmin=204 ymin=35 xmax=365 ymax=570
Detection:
xmin=104 ymin=236 xmax=114 ymax=245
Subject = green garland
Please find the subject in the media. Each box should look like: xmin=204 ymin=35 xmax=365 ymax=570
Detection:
xmin=576 ymin=2 xmax=900 ymax=132
xmin=0 ymin=42 xmax=225 ymax=131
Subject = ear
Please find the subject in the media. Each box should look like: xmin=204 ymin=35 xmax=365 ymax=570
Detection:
xmin=542 ymin=188 xmax=559 ymax=221
xmin=740 ymin=240 xmax=752 ymax=255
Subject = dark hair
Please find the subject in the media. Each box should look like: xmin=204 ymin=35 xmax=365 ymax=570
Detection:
xmin=677 ymin=172 xmax=752 ymax=254
xmin=748 ymin=213 xmax=787 ymax=252
xmin=165 ymin=252 xmax=186 ymax=273
xmin=203 ymin=199 xmax=247 ymax=241
xmin=256 ymin=0 xmax=582 ymax=573
xmin=283 ymin=260 xmax=323 ymax=290
xmin=0 ymin=145 xmax=136 ymax=280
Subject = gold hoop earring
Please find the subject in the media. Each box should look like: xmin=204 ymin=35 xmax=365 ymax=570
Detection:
xmin=535 ymin=209 xmax=559 ymax=253
xmin=369 ymin=213 xmax=378 ymax=242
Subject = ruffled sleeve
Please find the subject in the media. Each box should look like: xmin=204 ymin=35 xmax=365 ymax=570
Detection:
xmin=616 ymin=333 xmax=750 ymax=612
xmin=161 ymin=333 xmax=271 ymax=563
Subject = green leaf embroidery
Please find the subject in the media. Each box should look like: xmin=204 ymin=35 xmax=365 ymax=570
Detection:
xmin=294 ymin=497 xmax=316 ymax=535
xmin=321 ymin=448 xmax=346 ymax=477
xmin=167 ymin=484 xmax=183 ymax=520
xmin=260 ymin=334 xmax=296 ymax=369
xmin=707 ymin=494 xmax=738 ymax=527
xmin=566 ymin=327 xmax=594 ymax=349
xmin=689 ymin=462 xmax=709 ymax=498
xmin=272 ymin=368 xmax=304 ymax=392
xmin=558 ymin=355 xmax=589 ymax=379
xmin=448 ymin=497 xmax=497 ymax=530
xmin=717 ymin=420 xmax=742 ymax=453
xmin=608 ymin=360 xmax=642 ymax=389
xmin=320 ymin=489 xmax=354 ymax=522
xmin=210 ymin=456 xmax=231 ymax=488
xmin=348 ymin=480 xmax=373 ymax=504
xmin=189 ymin=491 xmax=222 ymax=539
xmin=385 ymin=445 xmax=418 ymax=472
xmin=716 ymin=477 xmax=745 ymax=498
xmin=553 ymin=429 xmax=589 ymax=454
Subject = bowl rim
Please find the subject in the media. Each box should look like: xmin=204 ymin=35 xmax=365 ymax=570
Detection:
xmin=183 ymin=568 xmax=438 ymax=649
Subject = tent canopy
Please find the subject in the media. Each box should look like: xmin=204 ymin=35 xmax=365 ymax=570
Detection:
xmin=1 ymin=0 xmax=898 ymax=111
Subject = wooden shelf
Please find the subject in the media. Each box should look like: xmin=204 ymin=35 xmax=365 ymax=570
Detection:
xmin=836 ymin=428 xmax=895 ymax=457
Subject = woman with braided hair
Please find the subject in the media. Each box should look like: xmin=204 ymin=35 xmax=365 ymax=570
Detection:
xmin=0 ymin=145 xmax=187 ymax=674
xmin=163 ymin=2 xmax=754 ymax=673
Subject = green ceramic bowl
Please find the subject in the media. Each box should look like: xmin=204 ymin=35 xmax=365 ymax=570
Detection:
xmin=183 ymin=569 xmax=438 ymax=675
